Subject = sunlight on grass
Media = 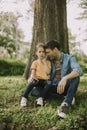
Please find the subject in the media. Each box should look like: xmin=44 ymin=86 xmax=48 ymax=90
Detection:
xmin=0 ymin=75 xmax=87 ymax=130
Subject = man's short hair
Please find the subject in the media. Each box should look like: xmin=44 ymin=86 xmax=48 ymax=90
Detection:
xmin=45 ymin=40 xmax=60 ymax=50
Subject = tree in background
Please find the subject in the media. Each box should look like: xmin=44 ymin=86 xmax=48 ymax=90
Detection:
xmin=24 ymin=0 xmax=68 ymax=79
xmin=0 ymin=12 xmax=24 ymax=57
xmin=79 ymin=0 xmax=87 ymax=42
xmin=79 ymin=0 xmax=87 ymax=19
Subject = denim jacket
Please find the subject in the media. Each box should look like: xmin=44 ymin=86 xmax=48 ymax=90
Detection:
xmin=49 ymin=52 xmax=83 ymax=81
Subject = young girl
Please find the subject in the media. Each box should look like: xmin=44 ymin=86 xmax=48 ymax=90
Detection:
xmin=20 ymin=43 xmax=51 ymax=107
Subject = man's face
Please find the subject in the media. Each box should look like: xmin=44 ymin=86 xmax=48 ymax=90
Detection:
xmin=45 ymin=48 xmax=55 ymax=60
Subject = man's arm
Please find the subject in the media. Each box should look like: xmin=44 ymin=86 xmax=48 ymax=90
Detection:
xmin=57 ymin=70 xmax=79 ymax=94
xmin=63 ymin=70 xmax=80 ymax=80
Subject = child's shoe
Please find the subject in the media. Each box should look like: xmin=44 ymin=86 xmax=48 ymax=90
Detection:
xmin=20 ymin=97 xmax=27 ymax=107
xmin=36 ymin=97 xmax=43 ymax=106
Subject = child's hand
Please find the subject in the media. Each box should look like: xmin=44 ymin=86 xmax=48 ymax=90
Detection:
xmin=28 ymin=76 xmax=33 ymax=83
xmin=28 ymin=76 xmax=38 ymax=83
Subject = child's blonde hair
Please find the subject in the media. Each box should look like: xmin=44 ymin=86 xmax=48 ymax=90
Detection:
xmin=36 ymin=43 xmax=45 ymax=51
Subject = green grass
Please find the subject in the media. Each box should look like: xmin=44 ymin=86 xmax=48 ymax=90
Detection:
xmin=0 ymin=74 xmax=87 ymax=130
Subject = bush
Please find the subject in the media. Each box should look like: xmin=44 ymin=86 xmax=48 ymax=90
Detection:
xmin=0 ymin=59 xmax=26 ymax=76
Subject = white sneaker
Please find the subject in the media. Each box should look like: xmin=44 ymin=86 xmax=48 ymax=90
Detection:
xmin=57 ymin=102 xmax=69 ymax=118
xmin=36 ymin=97 xmax=43 ymax=106
xmin=20 ymin=97 xmax=27 ymax=107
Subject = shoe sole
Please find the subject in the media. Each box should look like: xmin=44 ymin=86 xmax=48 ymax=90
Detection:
xmin=57 ymin=109 xmax=66 ymax=118
xmin=37 ymin=102 xmax=43 ymax=106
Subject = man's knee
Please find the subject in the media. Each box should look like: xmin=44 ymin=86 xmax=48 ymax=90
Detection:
xmin=71 ymin=77 xmax=80 ymax=85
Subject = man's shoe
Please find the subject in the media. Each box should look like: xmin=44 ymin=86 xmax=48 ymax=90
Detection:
xmin=36 ymin=97 xmax=43 ymax=106
xmin=20 ymin=97 xmax=27 ymax=107
xmin=57 ymin=102 xmax=69 ymax=118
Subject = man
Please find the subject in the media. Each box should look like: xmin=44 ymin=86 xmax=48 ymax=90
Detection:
xmin=45 ymin=40 xmax=83 ymax=118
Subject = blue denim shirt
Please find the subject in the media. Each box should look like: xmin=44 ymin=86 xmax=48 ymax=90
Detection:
xmin=50 ymin=52 xmax=83 ymax=80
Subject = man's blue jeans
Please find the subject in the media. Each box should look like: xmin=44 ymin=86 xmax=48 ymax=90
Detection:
xmin=63 ymin=77 xmax=80 ymax=105
xmin=49 ymin=77 xmax=80 ymax=105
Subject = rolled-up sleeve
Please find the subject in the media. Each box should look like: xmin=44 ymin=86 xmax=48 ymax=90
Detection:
xmin=30 ymin=61 xmax=37 ymax=70
xmin=70 ymin=56 xmax=83 ymax=76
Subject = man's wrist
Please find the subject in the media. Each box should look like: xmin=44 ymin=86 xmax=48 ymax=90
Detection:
xmin=63 ymin=76 xmax=68 ymax=80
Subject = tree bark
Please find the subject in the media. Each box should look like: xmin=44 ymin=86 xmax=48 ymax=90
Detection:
xmin=24 ymin=0 xmax=69 ymax=79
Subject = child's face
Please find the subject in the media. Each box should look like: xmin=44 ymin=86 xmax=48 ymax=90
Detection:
xmin=36 ymin=47 xmax=45 ymax=60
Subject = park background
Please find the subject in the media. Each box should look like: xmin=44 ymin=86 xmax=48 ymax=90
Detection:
xmin=0 ymin=0 xmax=87 ymax=130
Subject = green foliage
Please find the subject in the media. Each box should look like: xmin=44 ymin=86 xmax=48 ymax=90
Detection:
xmin=0 ymin=74 xmax=87 ymax=130
xmin=78 ymin=0 xmax=87 ymax=19
xmin=0 ymin=59 xmax=25 ymax=76
xmin=0 ymin=35 xmax=16 ymax=55
xmin=0 ymin=12 xmax=24 ymax=56
xmin=74 ymin=53 xmax=87 ymax=72
xmin=80 ymin=0 xmax=87 ymax=9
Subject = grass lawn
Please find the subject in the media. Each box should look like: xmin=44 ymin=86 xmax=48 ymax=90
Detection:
xmin=0 ymin=74 xmax=87 ymax=130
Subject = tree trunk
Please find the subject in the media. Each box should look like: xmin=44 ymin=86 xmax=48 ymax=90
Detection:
xmin=24 ymin=0 xmax=69 ymax=79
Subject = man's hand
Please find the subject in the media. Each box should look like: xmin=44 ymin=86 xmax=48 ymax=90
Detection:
xmin=57 ymin=77 xmax=67 ymax=94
